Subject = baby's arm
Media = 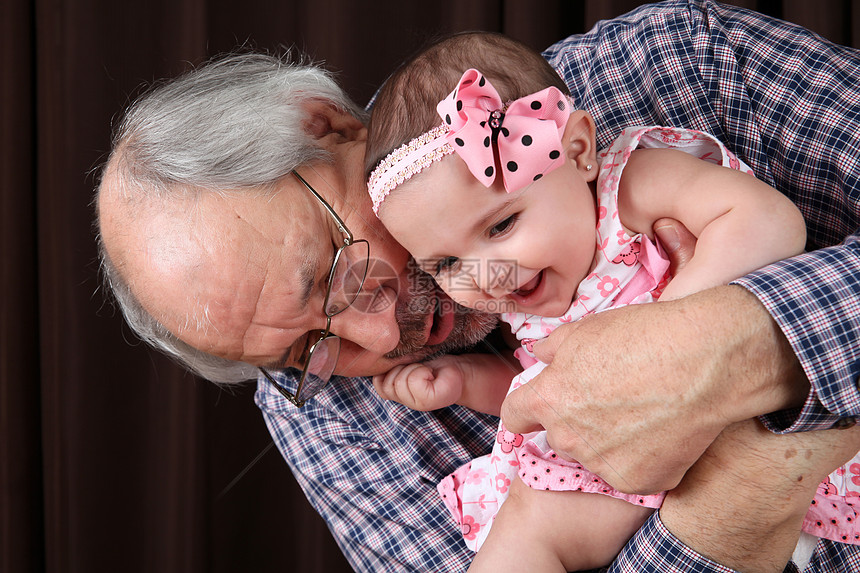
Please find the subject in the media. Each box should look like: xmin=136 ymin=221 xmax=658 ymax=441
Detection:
xmin=618 ymin=148 xmax=806 ymax=300
xmin=372 ymin=352 xmax=516 ymax=416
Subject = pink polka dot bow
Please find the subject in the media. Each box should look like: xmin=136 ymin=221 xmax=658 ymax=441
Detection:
xmin=436 ymin=68 xmax=571 ymax=192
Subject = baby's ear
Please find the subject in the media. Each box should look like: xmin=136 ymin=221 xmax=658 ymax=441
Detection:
xmin=562 ymin=110 xmax=598 ymax=181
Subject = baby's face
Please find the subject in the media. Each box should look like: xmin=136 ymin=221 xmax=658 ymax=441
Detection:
xmin=379 ymin=154 xmax=598 ymax=318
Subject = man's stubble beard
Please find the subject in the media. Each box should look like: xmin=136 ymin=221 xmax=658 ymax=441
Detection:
xmin=386 ymin=268 xmax=498 ymax=361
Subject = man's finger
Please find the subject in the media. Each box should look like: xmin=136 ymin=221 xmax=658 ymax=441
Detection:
xmin=531 ymin=326 xmax=568 ymax=364
xmin=500 ymin=383 xmax=546 ymax=434
xmin=541 ymin=431 xmax=577 ymax=462
xmin=653 ymin=218 xmax=697 ymax=277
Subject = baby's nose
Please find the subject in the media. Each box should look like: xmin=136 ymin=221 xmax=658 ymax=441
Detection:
xmin=483 ymin=260 xmax=518 ymax=295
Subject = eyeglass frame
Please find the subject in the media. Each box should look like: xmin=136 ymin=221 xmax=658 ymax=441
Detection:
xmin=259 ymin=169 xmax=370 ymax=408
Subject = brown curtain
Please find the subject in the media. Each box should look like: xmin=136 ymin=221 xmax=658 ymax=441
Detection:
xmin=2 ymin=1 xmax=857 ymax=571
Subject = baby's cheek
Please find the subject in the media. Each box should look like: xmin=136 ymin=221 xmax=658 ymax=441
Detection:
xmin=436 ymin=274 xmax=477 ymax=303
xmin=449 ymin=290 xmax=495 ymax=313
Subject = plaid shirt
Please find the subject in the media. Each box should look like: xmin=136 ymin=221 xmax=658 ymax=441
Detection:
xmin=257 ymin=1 xmax=860 ymax=571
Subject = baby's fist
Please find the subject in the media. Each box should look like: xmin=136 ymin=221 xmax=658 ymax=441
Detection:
xmin=372 ymin=356 xmax=465 ymax=411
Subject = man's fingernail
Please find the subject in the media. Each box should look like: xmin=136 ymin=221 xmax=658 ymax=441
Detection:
xmin=654 ymin=224 xmax=680 ymax=251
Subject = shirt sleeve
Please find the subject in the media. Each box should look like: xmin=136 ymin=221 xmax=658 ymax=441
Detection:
xmin=700 ymin=0 xmax=860 ymax=431
xmin=734 ymin=239 xmax=860 ymax=432
xmin=613 ymin=510 xmax=860 ymax=572
xmin=545 ymin=0 xmax=860 ymax=432
xmin=609 ymin=512 xmax=741 ymax=573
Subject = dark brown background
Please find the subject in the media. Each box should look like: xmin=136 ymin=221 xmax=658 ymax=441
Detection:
xmin=3 ymin=1 xmax=857 ymax=571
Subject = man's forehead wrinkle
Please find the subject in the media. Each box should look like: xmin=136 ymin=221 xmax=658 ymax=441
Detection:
xmin=239 ymin=261 xmax=271 ymax=362
xmin=246 ymin=192 xmax=323 ymax=308
xmin=166 ymin=174 xmax=333 ymax=363
xmin=183 ymin=202 xmax=270 ymax=360
xmin=227 ymin=222 xmax=278 ymax=361
xmin=236 ymin=230 xmax=320 ymax=363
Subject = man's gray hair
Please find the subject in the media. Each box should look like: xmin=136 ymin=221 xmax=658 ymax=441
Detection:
xmin=96 ymin=52 xmax=366 ymax=383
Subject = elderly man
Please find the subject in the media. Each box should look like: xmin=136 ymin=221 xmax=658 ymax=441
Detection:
xmin=97 ymin=1 xmax=860 ymax=571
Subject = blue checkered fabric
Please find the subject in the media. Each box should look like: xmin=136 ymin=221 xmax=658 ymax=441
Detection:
xmin=257 ymin=1 xmax=860 ymax=571
xmin=257 ymin=374 xmax=497 ymax=572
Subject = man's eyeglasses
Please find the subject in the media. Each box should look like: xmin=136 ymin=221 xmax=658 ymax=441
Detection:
xmin=259 ymin=170 xmax=370 ymax=407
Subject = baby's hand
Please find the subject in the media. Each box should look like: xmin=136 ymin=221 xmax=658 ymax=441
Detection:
xmin=372 ymin=355 xmax=466 ymax=411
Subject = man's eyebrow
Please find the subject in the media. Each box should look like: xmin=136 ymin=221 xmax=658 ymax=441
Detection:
xmin=266 ymin=257 xmax=318 ymax=370
xmin=299 ymin=255 xmax=319 ymax=306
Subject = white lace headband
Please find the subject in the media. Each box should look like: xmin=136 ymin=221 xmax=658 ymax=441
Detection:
xmin=367 ymin=125 xmax=454 ymax=215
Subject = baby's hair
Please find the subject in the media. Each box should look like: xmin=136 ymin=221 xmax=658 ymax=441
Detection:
xmin=366 ymin=31 xmax=569 ymax=176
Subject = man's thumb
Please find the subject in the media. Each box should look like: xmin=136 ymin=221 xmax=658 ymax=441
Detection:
xmin=532 ymin=329 xmax=564 ymax=364
xmin=500 ymin=384 xmax=545 ymax=434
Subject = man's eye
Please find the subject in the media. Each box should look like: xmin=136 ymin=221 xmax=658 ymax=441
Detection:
xmin=434 ymin=256 xmax=461 ymax=276
xmin=285 ymin=332 xmax=318 ymax=368
xmin=489 ymin=214 xmax=518 ymax=238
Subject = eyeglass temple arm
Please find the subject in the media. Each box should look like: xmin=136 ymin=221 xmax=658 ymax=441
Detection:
xmin=259 ymin=366 xmax=306 ymax=408
xmin=291 ymin=170 xmax=353 ymax=244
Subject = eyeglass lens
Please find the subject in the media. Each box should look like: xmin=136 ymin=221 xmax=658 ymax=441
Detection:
xmin=299 ymin=335 xmax=339 ymax=402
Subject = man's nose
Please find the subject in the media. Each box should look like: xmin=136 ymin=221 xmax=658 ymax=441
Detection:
xmin=330 ymin=283 xmax=401 ymax=356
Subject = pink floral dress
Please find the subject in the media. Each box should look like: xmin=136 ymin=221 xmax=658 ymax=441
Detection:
xmin=437 ymin=126 xmax=860 ymax=551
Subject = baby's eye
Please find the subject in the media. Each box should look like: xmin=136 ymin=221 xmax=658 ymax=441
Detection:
xmin=434 ymin=256 xmax=461 ymax=276
xmin=489 ymin=214 xmax=518 ymax=238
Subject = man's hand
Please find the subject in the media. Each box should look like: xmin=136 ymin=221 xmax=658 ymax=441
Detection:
xmin=499 ymin=220 xmax=809 ymax=493
xmin=652 ymin=218 xmax=695 ymax=279
xmin=500 ymin=295 xmax=722 ymax=493
xmin=661 ymin=419 xmax=860 ymax=572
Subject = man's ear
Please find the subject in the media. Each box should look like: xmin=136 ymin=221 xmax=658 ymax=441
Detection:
xmin=562 ymin=110 xmax=598 ymax=181
xmin=303 ymin=100 xmax=367 ymax=143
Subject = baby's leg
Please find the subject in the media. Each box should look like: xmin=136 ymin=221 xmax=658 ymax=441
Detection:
xmin=468 ymin=477 xmax=653 ymax=572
